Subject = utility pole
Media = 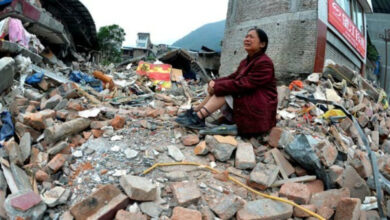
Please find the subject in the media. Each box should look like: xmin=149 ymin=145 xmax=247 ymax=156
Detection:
xmin=379 ymin=29 xmax=390 ymax=91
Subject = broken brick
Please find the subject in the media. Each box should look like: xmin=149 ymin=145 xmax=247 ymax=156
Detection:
xmin=171 ymin=207 xmax=202 ymax=220
xmin=10 ymin=191 xmax=41 ymax=211
xmin=23 ymin=109 xmax=56 ymax=130
xmin=47 ymin=154 xmax=66 ymax=173
xmin=279 ymin=182 xmax=311 ymax=204
xmin=310 ymin=188 xmax=350 ymax=209
xmin=235 ymin=142 xmax=256 ymax=170
xmin=293 ymin=204 xmax=316 ymax=218
xmin=194 ymin=141 xmax=209 ymax=155
xmin=181 ymin=134 xmax=200 ymax=146
xmin=334 ymin=198 xmax=361 ymax=220
xmin=305 ymin=180 xmax=324 ymax=195
xmin=317 ymin=206 xmax=334 ymax=220
xmin=35 ymin=170 xmax=49 ymax=182
xmin=171 ymin=182 xmax=201 ymax=206
xmin=111 ymin=115 xmax=125 ymax=130
xmin=70 ymin=185 xmax=129 ymax=220
xmin=115 ymin=210 xmax=147 ymax=220
xmin=92 ymin=129 xmax=104 ymax=138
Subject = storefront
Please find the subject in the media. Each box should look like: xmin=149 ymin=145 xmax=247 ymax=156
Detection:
xmin=315 ymin=0 xmax=373 ymax=74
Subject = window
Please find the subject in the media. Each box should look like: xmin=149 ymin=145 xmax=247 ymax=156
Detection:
xmin=335 ymin=0 xmax=364 ymax=33
xmin=336 ymin=0 xmax=351 ymax=17
xmin=352 ymin=1 xmax=364 ymax=32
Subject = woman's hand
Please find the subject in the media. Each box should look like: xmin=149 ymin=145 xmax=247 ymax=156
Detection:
xmin=208 ymin=80 xmax=215 ymax=95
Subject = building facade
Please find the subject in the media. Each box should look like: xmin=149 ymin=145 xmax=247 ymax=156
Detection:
xmin=367 ymin=0 xmax=390 ymax=93
xmin=220 ymin=0 xmax=373 ymax=83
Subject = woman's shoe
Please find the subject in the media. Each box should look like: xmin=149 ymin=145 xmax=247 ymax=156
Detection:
xmin=200 ymin=124 xmax=237 ymax=135
xmin=176 ymin=112 xmax=206 ymax=130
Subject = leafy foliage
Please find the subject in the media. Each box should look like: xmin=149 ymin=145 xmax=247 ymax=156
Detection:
xmin=367 ymin=42 xmax=379 ymax=62
xmin=97 ymin=24 xmax=126 ymax=64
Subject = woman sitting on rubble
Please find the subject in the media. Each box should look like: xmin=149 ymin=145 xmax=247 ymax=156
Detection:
xmin=176 ymin=28 xmax=277 ymax=136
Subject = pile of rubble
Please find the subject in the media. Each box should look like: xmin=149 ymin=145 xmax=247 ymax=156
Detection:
xmin=1 ymin=36 xmax=390 ymax=219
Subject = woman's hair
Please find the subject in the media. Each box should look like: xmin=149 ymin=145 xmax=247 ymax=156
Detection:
xmin=248 ymin=28 xmax=269 ymax=53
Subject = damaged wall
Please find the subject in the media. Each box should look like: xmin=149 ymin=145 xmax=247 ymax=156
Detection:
xmin=220 ymin=0 xmax=318 ymax=82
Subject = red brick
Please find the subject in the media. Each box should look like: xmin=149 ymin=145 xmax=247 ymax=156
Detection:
xmin=10 ymin=191 xmax=41 ymax=211
xmin=171 ymin=182 xmax=201 ymax=206
xmin=67 ymin=99 xmax=84 ymax=111
xmin=115 ymin=210 xmax=147 ymax=220
xmin=305 ymin=180 xmax=324 ymax=195
xmin=194 ymin=141 xmax=208 ymax=155
xmin=279 ymin=182 xmax=311 ymax=204
xmin=311 ymin=188 xmax=350 ymax=209
xmin=23 ymin=110 xmax=55 ymax=130
xmin=83 ymin=131 xmax=92 ymax=139
xmin=329 ymin=165 xmax=344 ymax=184
xmin=35 ymin=170 xmax=49 ymax=182
xmin=92 ymin=129 xmax=104 ymax=138
xmin=317 ymin=206 xmax=334 ymax=220
xmin=181 ymin=134 xmax=200 ymax=146
xmin=268 ymin=127 xmax=282 ymax=147
xmin=111 ymin=115 xmax=125 ymax=130
xmin=334 ymin=198 xmax=361 ymax=220
xmin=316 ymin=142 xmax=338 ymax=167
xmin=47 ymin=154 xmax=66 ymax=173
xmin=70 ymin=185 xmax=129 ymax=220
xmin=295 ymin=166 xmax=307 ymax=176
xmin=293 ymin=204 xmax=316 ymax=218
xmin=90 ymin=120 xmax=112 ymax=129
xmin=350 ymin=150 xmax=372 ymax=179
xmin=38 ymin=78 xmax=49 ymax=91
xmin=171 ymin=207 xmax=202 ymax=220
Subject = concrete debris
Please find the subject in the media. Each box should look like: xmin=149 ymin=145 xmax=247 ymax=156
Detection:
xmin=119 ymin=175 xmax=157 ymax=201
xmin=0 ymin=8 xmax=388 ymax=219
xmin=236 ymin=199 xmax=293 ymax=220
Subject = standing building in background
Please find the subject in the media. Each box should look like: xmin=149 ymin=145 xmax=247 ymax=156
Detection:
xmin=367 ymin=0 xmax=390 ymax=93
xmin=220 ymin=0 xmax=373 ymax=83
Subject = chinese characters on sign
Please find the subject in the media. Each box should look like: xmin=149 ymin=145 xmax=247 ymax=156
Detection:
xmin=328 ymin=0 xmax=366 ymax=58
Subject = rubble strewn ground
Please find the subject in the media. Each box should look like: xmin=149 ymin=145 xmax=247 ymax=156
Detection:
xmin=1 ymin=51 xmax=390 ymax=220
xmin=0 ymin=14 xmax=390 ymax=220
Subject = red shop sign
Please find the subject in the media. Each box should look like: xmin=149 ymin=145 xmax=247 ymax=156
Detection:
xmin=328 ymin=0 xmax=366 ymax=58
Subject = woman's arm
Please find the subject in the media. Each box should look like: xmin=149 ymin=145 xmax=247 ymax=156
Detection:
xmin=213 ymin=60 xmax=274 ymax=96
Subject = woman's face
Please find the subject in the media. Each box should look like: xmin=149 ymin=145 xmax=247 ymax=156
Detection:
xmin=243 ymin=30 xmax=265 ymax=54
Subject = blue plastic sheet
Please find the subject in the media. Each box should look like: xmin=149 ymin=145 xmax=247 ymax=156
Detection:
xmin=0 ymin=0 xmax=12 ymax=6
xmin=25 ymin=72 xmax=44 ymax=85
xmin=69 ymin=71 xmax=103 ymax=92
xmin=0 ymin=111 xmax=14 ymax=143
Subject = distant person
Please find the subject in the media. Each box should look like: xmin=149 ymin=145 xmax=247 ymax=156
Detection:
xmin=176 ymin=28 xmax=277 ymax=136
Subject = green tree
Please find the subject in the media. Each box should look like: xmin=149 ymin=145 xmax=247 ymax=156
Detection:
xmin=97 ymin=24 xmax=126 ymax=64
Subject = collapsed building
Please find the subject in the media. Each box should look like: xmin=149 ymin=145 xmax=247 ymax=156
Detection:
xmin=220 ymin=0 xmax=373 ymax=83
xmin=0 ymin=0 xmax=98 ymax=63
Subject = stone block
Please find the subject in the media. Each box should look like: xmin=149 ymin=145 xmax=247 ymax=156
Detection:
xmin=235 ymin=142 xmax=256 ymax=170
xmin=70 ymin=184 xmax=129 ymax=220
xmin=338 ymin=166 xmax=370 ymax=201
xmin=206 ymin=135 xmax=237 ymax=162
xmin=211 ymin=195 xmax=245 ymax=219
xmin=293 ymin=204 xmax=316 ymax=218
xmin=171 ymin=207 xmax=202 ymax=220
xmin=310 ymin=188 xmax=350 ymax=209
xmin=236 ymin=199 xmax=293 ymax=220
xmin=181 ymin=134 xmax=200 ymax=146
xmin=249 ymin=163 xmax=279 ymax=187
xmin=334 ymin=198 xmax=361 ymax=220
xmin=171 ymin=182 xmax=201 ymax=206
xmin=119 ymin=175 xmax=157 ymax=201
xmin=279 ymin=182 xmax=311 ymax=204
